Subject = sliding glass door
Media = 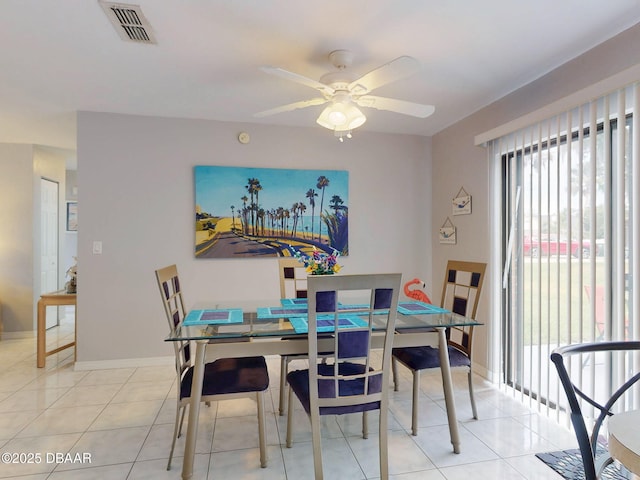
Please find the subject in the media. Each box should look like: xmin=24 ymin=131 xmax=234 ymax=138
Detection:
xmin=495 ymin=85 xmax=637 ymax=414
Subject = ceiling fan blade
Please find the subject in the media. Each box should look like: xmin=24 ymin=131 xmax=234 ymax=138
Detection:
xmin=349 ymin=56 xmax=421 ymax=95
xmin=356 ymin=95 xmax=435 ymax=118
xmin=254 ymin=97 xmax=328 ymax=118
xmin=260 ymin=66 xmax=335 ymax=95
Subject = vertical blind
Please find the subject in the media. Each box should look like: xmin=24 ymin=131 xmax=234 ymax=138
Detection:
xmin=488 ymin=82 xmax=640 ymax=423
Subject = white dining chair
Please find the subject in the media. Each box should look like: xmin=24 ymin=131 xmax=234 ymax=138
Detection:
xmin=155 ymin=264 xmax=269 ymax=470
xmin=285 ymin=273 xmax=401 ymax=480
xmin=392 ymin=260 xmax=486 ymax=434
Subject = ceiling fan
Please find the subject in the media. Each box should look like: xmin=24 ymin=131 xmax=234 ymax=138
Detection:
xmin=254 ymin=50 xmax=435 ymax=141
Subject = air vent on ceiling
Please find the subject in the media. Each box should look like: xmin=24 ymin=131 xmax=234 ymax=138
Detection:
xmin=99 ymin=1 xmax=157 ymax=44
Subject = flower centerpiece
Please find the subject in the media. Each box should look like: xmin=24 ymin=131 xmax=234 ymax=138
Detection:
xmin=293 ymin=247 xmax=342 ymax=275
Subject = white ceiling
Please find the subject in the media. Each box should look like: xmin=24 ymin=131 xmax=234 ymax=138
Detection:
xmin=2 ymin=0 xmax=640 ymax=152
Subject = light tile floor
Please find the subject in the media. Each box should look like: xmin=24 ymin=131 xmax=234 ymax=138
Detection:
xmin=0 ymin=316 xmax=578 ymax=479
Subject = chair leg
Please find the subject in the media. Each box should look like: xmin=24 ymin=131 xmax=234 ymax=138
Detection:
xmin=310 ymin=404 xmax=324 ymax=480
xmin=177 ymin=403 xmax=187 ymax=438
xmin=279 ymin=356 xmax=290 ymax=416
xmin=362 ymin=411 xmax=368 ymax=439
xmin=167 ymin=404 xmax=184 ymax=470
xmin=257 ymin=391 xmax=267 ymax=468
xmin=379 ymin=408 xmax=389 ymax=480
xmin=411 ymin=370 xmax=420 ymax=436
xmin=467 ymin=369 xmax=478 ymax=420
xmin=391 ymin=357 xmax=399 ymax=392
xmin=286 ymin=385 xmax=295 ymax=448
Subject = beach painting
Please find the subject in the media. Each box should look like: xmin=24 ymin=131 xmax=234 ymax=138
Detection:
xmin=195 ymin=165 xmax=349 ymax=258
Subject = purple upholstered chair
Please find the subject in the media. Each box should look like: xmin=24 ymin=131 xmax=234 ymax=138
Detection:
xmin=392 ymin=260 xmax=486 ymax=435
xmin=285 ymin=273 xmax=401 ymax=480
xmin=155 ymin=264 xmax=269 ymax=470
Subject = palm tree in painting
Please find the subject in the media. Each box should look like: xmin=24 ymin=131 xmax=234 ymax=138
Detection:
xmin=270 ymin=208 xmax=277 ymax=235
xmin=329 ymin=195 xmax=344 ymax=214
xmin=316 ymin=176 xmax=330 ymax=242
xmin=298 ymin=202 xmax=307 ymax=239
xmin=245 ymin=180 xmax=255 ymax=234
xmin=245 ymin=178 xmax=262 ymax=236
xmin=290 ymin=202 xmax=299 ymax=237
xmin=240 ymin=195 xmax=248 ymax=234
xmin=253 ymin=180 xmax=262 ymax=234
xmin=284 ymin=209 xmax=291 ymax=236
xmin=230 ymin=205 xmax=236 ymax=231
xmin=276 ymin=207 xmax=285 ymax=236
xmin=257 ymin=208 xmax=266 ymax=235
xmin=306 ymin=188 xmax=317 ymax=240
xmin=266 ymin=209 xmax=273 ymax=235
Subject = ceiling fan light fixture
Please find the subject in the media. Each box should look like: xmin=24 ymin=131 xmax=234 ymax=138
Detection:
xmin=328 ymin=108 xmax=347 ymax=126
xmin=317 ymin=104 xmax=346 ymax=128
xmin=345 ymin=104 xmax=366 ymax=129
xmin=317 ymin=102 xmax=366 ymax=139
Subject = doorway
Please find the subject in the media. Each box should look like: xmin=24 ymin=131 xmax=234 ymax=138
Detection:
xmin=40 ymin=178 xmax=59 ymax=329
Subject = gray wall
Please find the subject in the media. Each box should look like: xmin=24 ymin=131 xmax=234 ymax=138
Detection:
xmin=0 ymin=144 xmax=35 ymax=333
xmin=0 ymin=144 xmax=67 ymax=333
xmin=76 ymin=114 xmax=432 ymax=365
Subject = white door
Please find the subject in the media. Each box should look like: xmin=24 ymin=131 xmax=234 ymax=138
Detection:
xmin=41 ymin=178 xmax=59 ymax=328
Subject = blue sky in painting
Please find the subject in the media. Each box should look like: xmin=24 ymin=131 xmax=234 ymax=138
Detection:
xmin=194 ymin=166 xmax=349 ymax=217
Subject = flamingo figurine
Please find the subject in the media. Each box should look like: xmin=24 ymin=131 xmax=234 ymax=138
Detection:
xmin=403 ymin=278 xmax=432 ymax=304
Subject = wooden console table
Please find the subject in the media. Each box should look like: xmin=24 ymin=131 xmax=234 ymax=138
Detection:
xmin=37 ymin=290 xmax=76 ymax=368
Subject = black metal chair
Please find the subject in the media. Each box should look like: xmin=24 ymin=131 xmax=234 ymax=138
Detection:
xmin=550 ymin=341 xmax=640 ymax=480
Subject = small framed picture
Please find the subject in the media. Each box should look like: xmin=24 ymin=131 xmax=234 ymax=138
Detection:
xmin=439 ymin=226 xmax=456 ymax=244
xmin=452 ymin=194 xmax=471 ymax=215
xmin=66 ymin=202 xmax=78 ymax=232
xmin=439 ymin=217 xmax=456 ymax=244
xmin=452 ymin=187 xmax=472 ymax=215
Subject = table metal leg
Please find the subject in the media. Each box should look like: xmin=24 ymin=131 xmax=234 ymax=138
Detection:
xmin=181 ymin=340 xmax=206 ymax=480
xmin=438 ymin=328 xmax=460 ymax=454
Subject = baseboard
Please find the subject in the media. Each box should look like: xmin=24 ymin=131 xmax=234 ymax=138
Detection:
xmin=473 ymin=363 xmax=499 ymax=383
xmin=1 ymin=330 xmax=35 ymax=340
xmin=74 ymin=355 xmax=174 ymax=371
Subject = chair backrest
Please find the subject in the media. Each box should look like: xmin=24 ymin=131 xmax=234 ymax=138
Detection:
xmin=306 ymin=273 xmax=401 ymax=410
xmin=440 ymin=260 xmax=486 ymax=356
xmin=278 ymin=257 xmax=308 ymax=299
xmin=551 ymin=341 xmax=640 ymax=480
xmin=155 ymin=264 xmax=190 ymax=377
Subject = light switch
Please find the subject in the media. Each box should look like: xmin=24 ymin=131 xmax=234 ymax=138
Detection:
xmin=93 ymin=241 xmax=103 ymax=254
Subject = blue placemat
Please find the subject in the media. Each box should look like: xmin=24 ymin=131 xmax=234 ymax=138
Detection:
xmin=289 ymin=314 xmax=368 ymax=334
xmin=280 ymin=298 xmax=308 ymax=306
xmin=397 ymin=301 xmax=450 ymax=315
xmin=257 ymin=306 xmax=308 ymax=319
xmin=183 ymin=308 xmax=243 ymax=326
xmin=258 ymin=304 xmax=373 ymax=319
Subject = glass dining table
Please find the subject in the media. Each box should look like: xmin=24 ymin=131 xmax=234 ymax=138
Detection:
xmin=166 ymin=298 xmax=481 ymax=480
